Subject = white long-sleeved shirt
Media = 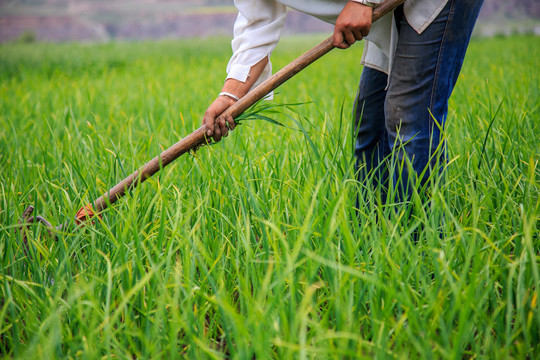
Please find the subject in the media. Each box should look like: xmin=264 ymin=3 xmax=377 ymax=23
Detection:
xmin=227 ymin=0 xmax=448 ymax=91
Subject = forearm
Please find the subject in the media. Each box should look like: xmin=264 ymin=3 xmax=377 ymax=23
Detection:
xmin=203 ymin=0 xmax=284 ymax=141
xmin=221 ymin=56 xmax=269 ymax=99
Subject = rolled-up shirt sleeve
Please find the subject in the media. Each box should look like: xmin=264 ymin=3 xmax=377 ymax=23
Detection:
xmin=227 ymin=0 xmax=288 ymax=92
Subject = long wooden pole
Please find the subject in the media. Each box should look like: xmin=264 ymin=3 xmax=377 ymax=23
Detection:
xmin=78 ymin=0 xmax=405 ymax=221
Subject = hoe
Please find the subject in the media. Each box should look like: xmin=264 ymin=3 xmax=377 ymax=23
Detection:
xmin=18 ymin=0 xmax=405 ymax=245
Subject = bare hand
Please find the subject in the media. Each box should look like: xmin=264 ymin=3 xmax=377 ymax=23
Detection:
xmin=333 ymin=2 xmax=373 ymax=49
xmin=202 ymin=96 xmax=237 ymax=142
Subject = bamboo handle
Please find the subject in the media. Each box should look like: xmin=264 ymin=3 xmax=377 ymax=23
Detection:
xmin=85 ymin=0 xmax=405 ymax=216
xmin=90 ymin=126 xmax=207 ymax=212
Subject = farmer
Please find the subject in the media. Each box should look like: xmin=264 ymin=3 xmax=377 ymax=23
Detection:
xmin=203 ymin=0 xmax=483 ymax=203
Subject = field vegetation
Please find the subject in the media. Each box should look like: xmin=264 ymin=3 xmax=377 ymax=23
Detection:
xmin=0 ymin=34 xmax=539 ymax=358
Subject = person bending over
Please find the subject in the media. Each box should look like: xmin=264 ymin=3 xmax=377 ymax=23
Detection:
xmin=203 ymin=0 xmax=483 ymax=203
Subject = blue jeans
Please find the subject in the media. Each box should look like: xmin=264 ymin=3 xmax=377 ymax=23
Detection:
xmin=354 ymin=0 xmax=483 ymax=204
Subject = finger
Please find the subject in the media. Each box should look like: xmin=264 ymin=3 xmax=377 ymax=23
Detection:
xmin=203 ymin=114 xmax=215 ymax=137
xmin=359 ymin=24 xmax=370 ymax=38
xmin=344 ymin=30 xmax=356 ymax=47
xmin=333 ymin=31 xmax=347 ymax=49
xmin=204 ymin=121 xmax=214 ymax=136
xmin=352 ymin=28 xmax=364 ymax=42
xmin=213 ymin=126 xmax=222 ymax=142
xmin=224 ymin=114 xmax=236 ymax=131
xmin=218 ymin=118 xmax=229 ymax=138
xmin=339 ymin=33 xmax=351 ymax=49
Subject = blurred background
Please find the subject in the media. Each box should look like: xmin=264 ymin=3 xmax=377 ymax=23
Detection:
xmin=1 ymin=0 xmax=539 ymax=43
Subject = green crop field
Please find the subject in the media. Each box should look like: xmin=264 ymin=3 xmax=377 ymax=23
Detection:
xmin=0 ymin=34 xmax=538 ymax=359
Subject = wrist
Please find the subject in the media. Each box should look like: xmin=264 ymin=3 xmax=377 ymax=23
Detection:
xmin=349 ymin=0 xmax=377 ymax=7
xmin=219 ymin=91 xmax=240 ymax=102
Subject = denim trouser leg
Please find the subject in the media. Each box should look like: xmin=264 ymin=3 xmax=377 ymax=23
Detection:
xmin=354 ymin=67 xmax=389 ymax=202
xmin=354 ymin=0 xmax=484 ymax=203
